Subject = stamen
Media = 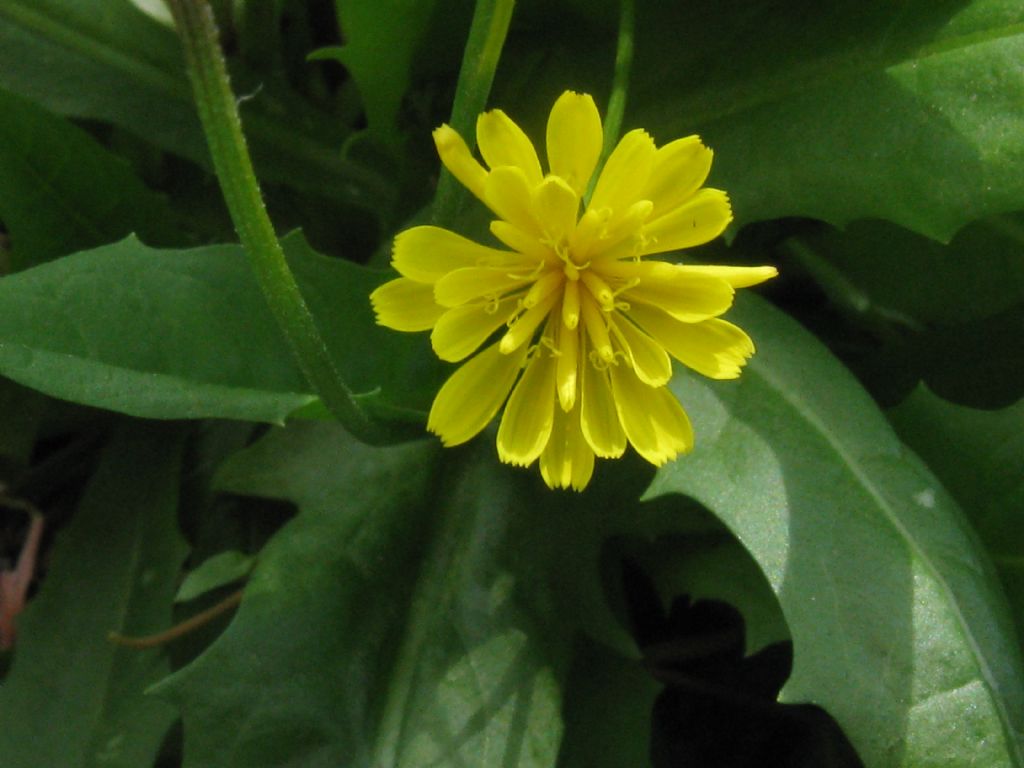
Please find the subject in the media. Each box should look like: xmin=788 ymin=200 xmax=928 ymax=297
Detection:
xmin=507 ymin=259 xmax=548 ymax=281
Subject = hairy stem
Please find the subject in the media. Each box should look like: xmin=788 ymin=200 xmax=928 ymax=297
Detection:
xmin=167 ymin=0 xmax=388 ymax=443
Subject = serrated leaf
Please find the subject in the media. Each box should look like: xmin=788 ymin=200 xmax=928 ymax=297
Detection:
xmin=627 ymin=0 xmax=1024 ymax=240
xmin=0 ymin=87 xmax=178 ymax=270
xmin=0 ymin=233 xmax=441 ymax=425
xmin=155 ymin=422 xmax=567 ymax=768
xmin=646 ymin=294 xmax=1024 ymax=767
xmin=0 ymin=422 xmax=188 ymax=767
xmin=0 ymin=236 xmax=314 ymax=423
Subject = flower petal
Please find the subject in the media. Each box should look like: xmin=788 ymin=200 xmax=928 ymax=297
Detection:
xmin=393 ymin=225 xmax=522 ymax=283
xmin=546 ymin=91 xmax=602 ymax=197
xmin=428 ymin=341 xmax=527 ymax=446
xmin=640 ymin=188 xmax=732 ymax=255
xmin=497 ymin=349 xmax=557 ymax=466
xmin=540 ymin=405 xmax=595 ymax=491
xmin=610 ymin=314 xmax=673 ymax=387
xmin=672 ymin=264 xmax=778 ymax=288
xmin=643 ymin=136 xmax=713 ymax=219
xmin=490 ymin=221 xmax=553 ymax=262
xmin=433 ymin=267 xmax=533 ymax=308
xmin=531 ymin=175 xmax=579 ymax=242
xmin=477 ymin=109 xmax=543 ymax=186
xmin=605 ymin=260 xmax=734 ymax=322
xmin=431 ymin=297 xmax=519 ymax=362
xmin=370 ymin=277 xmax=445 ymax=331
xmin=433 ymin=124 xmax=488 ymax=202
xmin=627 ymin=306 xmax=755 ymax=379
xmin=589 ymin=129 xmax=656 ymax=215
xmin=609 ymin=366 xmax=693 ymax=465
xmin=580 ymin=359 xmax=627 ymax=458
xmin=485 ymin=166 xmax=541 ymax=235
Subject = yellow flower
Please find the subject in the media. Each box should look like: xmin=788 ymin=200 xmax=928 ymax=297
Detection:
xmin=371 ymin=91 xmax=776 ymax=490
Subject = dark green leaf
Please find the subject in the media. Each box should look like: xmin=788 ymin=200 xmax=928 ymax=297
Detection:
xmin=625 ymin=1 xmax=1024 ymax=240
xmin=284 ymin=234 xmax=447 ymax=417
xmin=789 ymin=215 xmax=1024 ymax=328
xmin=558 ymin=635 xmax=659 ymax=768
xmin=0 ymin=236 xmax=315 ymax=422
xmin=156 ymin=422 xmax=568 ymax=767
xmin=781 ymin=215 xmax=1024 ymax=407
xmin=647 ymin=294 xmax=1024 ymax=766
xmin=0 ymin=87 xmax=178 ymax=270
xmin=0 ymin=421 xmax=188 ymax=767
xmin=0 ymin=233 xmax=440 ymax=424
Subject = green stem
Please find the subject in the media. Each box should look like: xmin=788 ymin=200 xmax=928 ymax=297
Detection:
xmin=431 ymin=0 xmax=516 ymax=227
xmin=587 ymin=0 xmax=635 ymax=203
xmin=604 ymin=0 xmax=635 ymax=155
xmin=167 ymin=0 xmax=386 ymax=444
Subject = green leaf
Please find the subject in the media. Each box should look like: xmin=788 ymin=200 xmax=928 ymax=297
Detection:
xmin=0 ymin=87 xmax=178 ymax=270
xmin=789 ymin=215 xmax=1024 ymax=328
xmin=0 ymin=233 xmax=439 ymax=424
xmin=889 ymin=386 xmax=1024 ymax=648
xmin=0 ymin=0 xmax=394 ymax=210
xmin=284 ymin=234 xmax=447 ymax=417
xmin=558 ymin=634 xmax=659 ymax=768
xmin=0 ymin=421 xmax=188 ymax=767
xmin=327 ymin=0 xmax=438 ymax=146
xmin=626 ymin=0 xmax=1024 ymax=240
xmin=646 ymin=294 xmax=1024 ymax=767
xmin=155 ymin=422 xmax=566 ymax=767
xmin=175 ymin=551 xmax=255 ymax=603
xmin=783 ymin=214 xmax=1024 ymax=408
xmin=0 ymin=236 xmax=315 ymax=423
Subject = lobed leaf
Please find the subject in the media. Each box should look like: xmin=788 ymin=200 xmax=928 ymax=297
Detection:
xmin=647 ymin=293 xmax=1024 ymax=766
xmin=0 ymin=234 xmax=441 ymax=425
xmin=155 ymin=422 xmax=567 ymax=768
